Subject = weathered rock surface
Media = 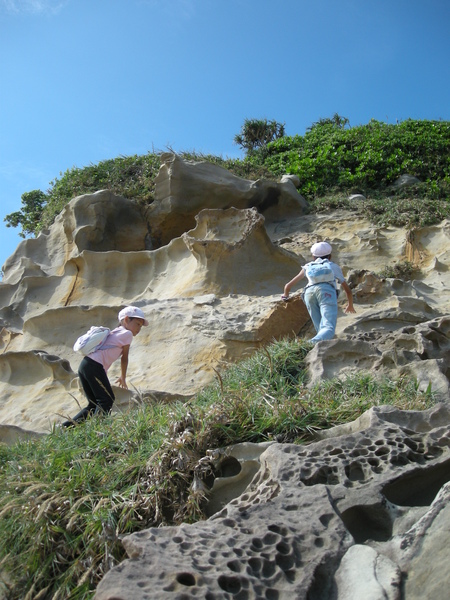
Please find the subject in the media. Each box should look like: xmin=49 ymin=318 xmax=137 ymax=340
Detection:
xmin=95 ymin=403 xmax=450 ymax=599
xmin=0 ymin=200 xmax=310 ymax=436
xmin=1 ymin=190 xmax=150 ymax=290
xmin=0 ymin=153 xmax=449 ymax=597
xmin=148 ymin=152 xmax=309 ymax=247
xmin=0 ymin=155 xmax=449 ymax=442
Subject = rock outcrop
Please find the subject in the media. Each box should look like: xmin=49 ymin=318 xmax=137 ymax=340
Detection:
xmin=0 ymin=156 xmax=449 ymax=439
xmin=95 ymin=403 xmax=450 ymax=599
xmin=0 ymin=153 xmax=449 ymax=597
xmin=148 ymin=152 xmax=309 ymax=247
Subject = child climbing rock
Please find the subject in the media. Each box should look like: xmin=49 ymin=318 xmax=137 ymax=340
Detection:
xmin=282 ymin=241 xmax=355 ymax=343
xmin=63 ymin=306 xmax=148 ymax=426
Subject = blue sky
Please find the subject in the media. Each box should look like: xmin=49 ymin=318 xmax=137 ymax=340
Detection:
xmin=1 ymin=0 xmax=449 ymax=271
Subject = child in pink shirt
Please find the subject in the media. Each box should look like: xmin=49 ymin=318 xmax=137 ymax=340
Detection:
xmin=63 ymin=306 xmax=148 ymax=427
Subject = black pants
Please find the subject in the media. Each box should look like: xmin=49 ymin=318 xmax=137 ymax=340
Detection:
xmin=66 ymin=357 xmax=115 ymax=424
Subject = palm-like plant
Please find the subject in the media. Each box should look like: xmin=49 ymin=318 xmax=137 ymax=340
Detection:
xmin=234 ymin=118 xmax=285 ymax=154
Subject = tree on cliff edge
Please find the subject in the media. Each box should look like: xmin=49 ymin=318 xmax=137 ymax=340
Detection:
xmin=234 ymin=118 xmax=285 ymax=154
xmin=4 ymin=189 xmax=48 ymax=238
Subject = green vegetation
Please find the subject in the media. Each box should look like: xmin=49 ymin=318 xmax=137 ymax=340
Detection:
xmin=248 ymin=117 xmax=450 ymax=197
xmin=4 ymin=190 xmax=47 ymax=238
xmin=0 ymin=339 xmax=435 ymax=599
xmin=233 ymin=117 xmax=286 ymax=154
xmin=245 ymin=116 xmax=450 ymax=228
xmin=377 ymin=260 xmax=419 ymax=281
xmin=5 ymin=116 xmax=450 ymax=238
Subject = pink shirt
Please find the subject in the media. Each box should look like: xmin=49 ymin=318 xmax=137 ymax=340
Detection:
xmin=88 ymin=326 xmax=133 ymax=372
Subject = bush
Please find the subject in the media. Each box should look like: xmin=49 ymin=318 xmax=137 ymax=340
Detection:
xmin=249 ymin=118 xmax=450 ymax=200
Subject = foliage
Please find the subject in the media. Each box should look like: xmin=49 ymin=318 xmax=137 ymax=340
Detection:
xmin=4 ymin=117 xmax=450 ymax=237
xmin=233 ymin=118 xmax=286 ymax=154
xmin=4 ymin=190 xmax=48 ymax=238
xmin=4 ymin=154 xmax=161 ymax=238
xmin=0 ymin=339 xmax=435 ymax=599
xmin=377 ymin=260 xmax=419 ymax=281
xmin=246 ymin=117 xmax=450 ymax=202
xmin=306 ymin=113 xmax=350 ymax=130
xmin=309 ymin=189 xmax=450 ymax=229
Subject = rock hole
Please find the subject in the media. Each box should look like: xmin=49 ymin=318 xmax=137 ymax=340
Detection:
xmin=247 ymin=557 xmax=262 ymax=574
xmin=217 ymin=456 xmax=242 ymax=477
xmin=375 ymin=446 xmax=390 ymax=456
xmin=303 ymin=466 xmax=333 ymax=485
xmin=276 ymin=553 xmax=294 ymax=571
xmin=251 ymin=537 xmax=263 ymax=550
xmin=227 ymin=560 xmax=242 ymax=573
xmin=340 ymin=503 xmax=393 ymax=543
xmin=262 ymin=559 xmax=276 ymax=578
xmin=345 ymin=462 xmax=366 ymax=482
xmin=176 ymin=572 xmax=196 ymax=587
xmin=319 ymin=513 xmax=334 ymax=527
xmin=262 ymin=532 xmax=279 ymax=545
xmin=268 ymin=524 xmax=287 ymax=536
xmin=383 ymin=458 xmax=450 ymax=506
xmin=329 ymin=448 xmax=343 ymax=456
xmin=218 ymin=574 xmax=242 ymax=594
xmin=276 ymin=541 xmax=291 ymax=555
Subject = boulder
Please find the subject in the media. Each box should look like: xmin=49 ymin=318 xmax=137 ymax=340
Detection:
xmin=393 ymin=174 xmax=421 ymax=188
xmin=147 ymin=152 xmax=308 ymax=247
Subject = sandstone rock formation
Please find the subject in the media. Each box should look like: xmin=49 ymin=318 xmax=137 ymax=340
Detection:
xmin=0 ymin=155 xmax=449 ymax=442
xmin=0 ymin=158 xmax=311 ymax=439
xmin=148 ymin=152 xmax=309 ymax=247
xmin=0 ymin=153 xmax=449 ymax=598
xmin=95 ymin=403 xmax=450 ymax=599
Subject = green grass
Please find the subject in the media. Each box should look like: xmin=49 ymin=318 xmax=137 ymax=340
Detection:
xmin=309 ymin=187 xmax=450 ymax=229
xmin=0 ymin=338 xmax=435 ymax=599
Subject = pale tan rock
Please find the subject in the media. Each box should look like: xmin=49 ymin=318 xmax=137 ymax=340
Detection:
xmin=148 ymin=152 xmax=308 ymax=247
xmin=0 ymin=157 xmax=449 ymax=440
xmin=335 ymin=545 xmax=401 ymax=600
xmin=304 ymin=316 xmax=450 ymax=400
xmin=0 ymin=199 xmax=309 ymax=436
xmin=380 ymin=482 xmax=450 ymax=600
xmin=1 ymin=190 xmax=149 ymax=285
xmin=205 ymin=441 xmax=274 ymax=517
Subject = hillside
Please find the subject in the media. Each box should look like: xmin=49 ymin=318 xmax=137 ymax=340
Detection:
xmin=4 ymin=117 xmax=450 ymax=241
xmin=0 ymin=119 xmax=449 ymax=599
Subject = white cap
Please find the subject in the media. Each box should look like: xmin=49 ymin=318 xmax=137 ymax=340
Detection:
xmin=118 ymin=306 xmax=148 ymax=326
xmin=310 ymin=241 xmax=332 ymax=257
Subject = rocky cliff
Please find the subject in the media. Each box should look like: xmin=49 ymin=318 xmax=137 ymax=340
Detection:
xmin=0 ymin=153 xmax=449 ymax=598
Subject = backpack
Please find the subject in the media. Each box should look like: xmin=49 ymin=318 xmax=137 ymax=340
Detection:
xmin=304 ymin=259 xmax=335 ymax=285
xmin=73 ymin=326 xmax=111 ymax=355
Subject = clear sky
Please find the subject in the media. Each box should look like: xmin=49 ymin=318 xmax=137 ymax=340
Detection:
xmin=1 ymin=0 xmax=449 ymax=272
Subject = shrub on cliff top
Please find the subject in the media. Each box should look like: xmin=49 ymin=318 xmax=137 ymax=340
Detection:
xmin=247 ymin=117 xmax=450 ymax=198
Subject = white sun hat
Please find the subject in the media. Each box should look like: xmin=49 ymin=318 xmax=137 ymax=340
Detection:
xmin=118 ymin=306 xmax=149 ymax=326
xmin=310 ymin=241 xmax=332 ymax=257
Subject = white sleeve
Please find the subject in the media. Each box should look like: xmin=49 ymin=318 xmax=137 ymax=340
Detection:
xmin=331 ymin=263 xmax=345 ymax=283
